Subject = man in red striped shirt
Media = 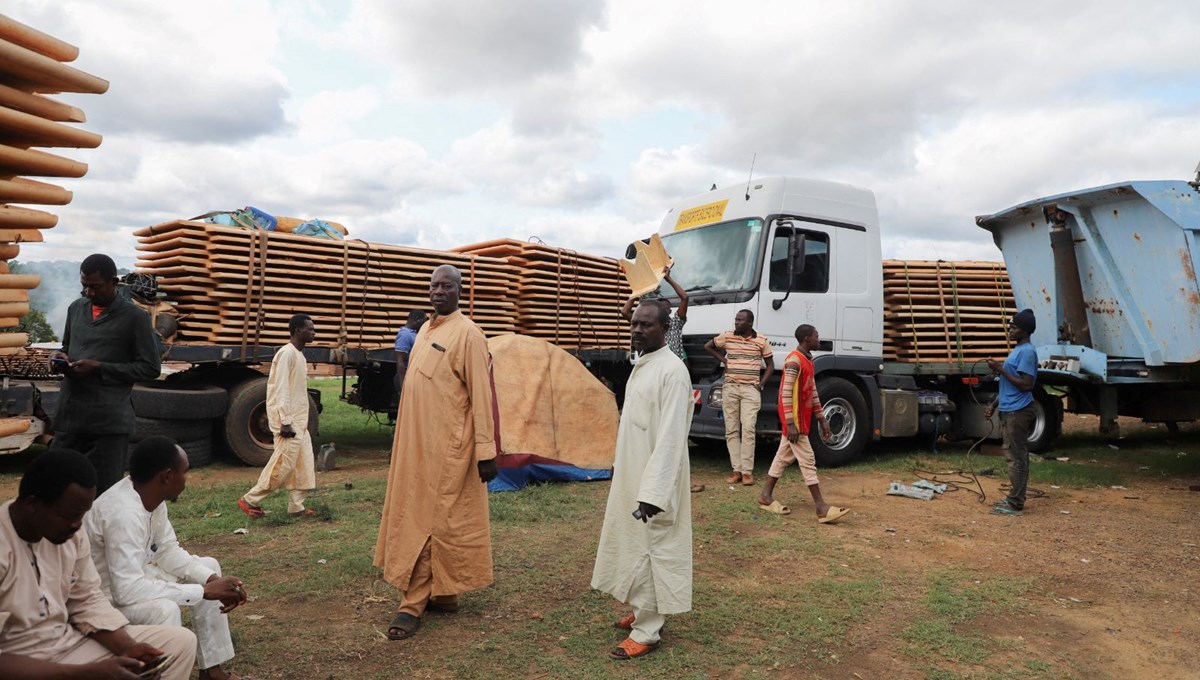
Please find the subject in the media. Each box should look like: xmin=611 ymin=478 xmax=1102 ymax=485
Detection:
xmin=757 ymin=325 xmax=849 ymax=523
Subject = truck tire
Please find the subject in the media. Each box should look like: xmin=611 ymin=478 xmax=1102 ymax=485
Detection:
xmin=221 ymin=377 xmax=318 ymax=467
xmin=132 ymin=416 xmax=211 ymax=443
xmin=1027 ymin=388 xmax=1063 ymax=454
xmin=131 ymin=383 xmax=227 ymax=420
xmin=811 ymin=377 xmax=869 ymax=467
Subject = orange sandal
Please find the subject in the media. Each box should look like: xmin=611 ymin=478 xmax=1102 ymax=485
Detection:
xmin=609 ymin=637 xmax=658 ymax=660
xmin=613 ymin=613 xmax=635 ymax=631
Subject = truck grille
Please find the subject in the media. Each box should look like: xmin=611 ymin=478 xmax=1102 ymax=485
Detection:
xmin=682 ymin=335 xmax=722 ymax=384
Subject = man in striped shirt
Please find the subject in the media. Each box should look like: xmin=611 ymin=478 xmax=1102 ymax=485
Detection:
xmin=757 ymin=325 xmax=849 ymax=523
xmin=705 ymin=309 xmax=774 ymax=485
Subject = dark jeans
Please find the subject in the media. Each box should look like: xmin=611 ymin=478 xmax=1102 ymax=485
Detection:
xmin=1000 ymin=404 xmax=1037 ymax=510
xmin=51 ymin=432 xmax=130 ymax=494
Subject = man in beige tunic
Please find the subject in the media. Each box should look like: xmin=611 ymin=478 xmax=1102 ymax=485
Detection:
xmin=1 ymin=448 xmax=196 ymax=679
xmin=237 ymin=313 xmax=318 ymax=518
xmin=592 ymin=300 xmax=694 ymax=660
xmin=375 ymin=264 xmax=499 ymax=640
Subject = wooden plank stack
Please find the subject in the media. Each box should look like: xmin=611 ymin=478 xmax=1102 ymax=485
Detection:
xmin=454 ymin=239 xmax=631 ymax=351
xmin=883 ymin=259 xmax=1015 ymax=366
xmin=133 ymin=220 xmax=517 ymax=348
xmin=0 ymin=14 xmax=108 ymax=353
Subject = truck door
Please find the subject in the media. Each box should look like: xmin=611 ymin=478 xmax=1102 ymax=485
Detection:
xmin=757 ymin=220 xmax=837 ymax=359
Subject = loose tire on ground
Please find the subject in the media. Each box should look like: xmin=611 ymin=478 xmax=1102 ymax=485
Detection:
xmin=811 ymin=376 xmax=870 ymax=467
xmin=132 ymin=416 xmax=211 ymax=443
xmin=127 ymin=435 xmax=213 ymax=468
xmin=131 ymin=383 xmax=227 ymax=420
xmin=221 ymin=377 xmax=318 ymax=467
xmin=1027 ymin=387 xmax=1063 ymax=454
xmin=180 ymin=436 xmax=213 ymax=467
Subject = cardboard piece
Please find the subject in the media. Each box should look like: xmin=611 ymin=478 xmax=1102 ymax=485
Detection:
xmin=619 ymin=233 xmax=674 ymax=298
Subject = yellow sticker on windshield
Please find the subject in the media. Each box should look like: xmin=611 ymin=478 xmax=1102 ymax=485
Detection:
xmin=675 ymin=199 xmax=729 ymax=231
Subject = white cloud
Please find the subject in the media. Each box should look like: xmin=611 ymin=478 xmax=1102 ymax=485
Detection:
xmin=7 ymin=0 xmax=1200 ymax=275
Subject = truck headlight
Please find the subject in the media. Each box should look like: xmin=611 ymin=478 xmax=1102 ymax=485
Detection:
xmin=707 ymin=386 xmax=723 ymax=409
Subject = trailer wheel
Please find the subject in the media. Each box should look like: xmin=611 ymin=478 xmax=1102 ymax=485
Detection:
xmin=812 ymin=377 xmax=869 ymax=467
xmin=222 ymin=377 xmax=319 ymax=467
xmin=131 ymin=383 xmax=227 ymax=420
xmin=1027 ymin=388 xmax=1062 ymax=454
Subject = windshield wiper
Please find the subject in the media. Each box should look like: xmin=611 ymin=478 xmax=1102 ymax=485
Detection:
xmin=685 ymin=285 xmax=712 ymax=293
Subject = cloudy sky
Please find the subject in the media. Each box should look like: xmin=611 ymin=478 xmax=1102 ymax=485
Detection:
xmin=11 ymin=0 xmax=1200 ymax=267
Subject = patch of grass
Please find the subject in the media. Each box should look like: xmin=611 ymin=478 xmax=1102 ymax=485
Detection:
xmin=902 ymin=618 xmax=989 ymax=664
xmin=899 ymin=569 xmax=1067 ymax=678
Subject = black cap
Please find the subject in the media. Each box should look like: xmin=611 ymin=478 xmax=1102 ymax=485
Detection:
xmin=1012 ymin=308 xmax=1036 ymax=333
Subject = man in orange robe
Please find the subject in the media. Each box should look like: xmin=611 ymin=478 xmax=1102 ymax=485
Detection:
xmin=374 ymin=264 xmax=499 ymax=640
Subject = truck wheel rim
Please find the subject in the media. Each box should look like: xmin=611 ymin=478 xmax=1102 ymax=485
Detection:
xmin=823 ymin=399 xmax=855 ymax=450
xmin=249 ymin=403 xmax=273 ymax=448
xmin=1028 ymin=400 xmax=1045 ymax=443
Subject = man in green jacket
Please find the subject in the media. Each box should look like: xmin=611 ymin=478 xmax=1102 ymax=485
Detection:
xmin=49 ymin=254 xmax=161 ymax=493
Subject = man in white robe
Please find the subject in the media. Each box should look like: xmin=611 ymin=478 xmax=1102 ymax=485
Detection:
xmin=238 ymin=313 xmax=317 ymax=518
xmin=86 ymin=436 xmax=249 ymax=680
xmin=591 ymin=300 xmax=694 ymax=660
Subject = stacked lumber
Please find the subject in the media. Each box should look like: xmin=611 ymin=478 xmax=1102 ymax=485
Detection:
xmin=0 ymin=15 xmax=108 ymax=353
xmin=454 ymin=239 xmax=630 ymax=350
xmin=883 ymin=259 xmax=1015 ymax=366
xmin=133 ymin=220 xmax=517 ymax=348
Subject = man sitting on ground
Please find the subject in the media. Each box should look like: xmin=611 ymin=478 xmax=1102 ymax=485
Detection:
xmin=85 ymin=436 xmax=249 ymax=680
xmin=0 ymin=448 xmax=196 ymax=679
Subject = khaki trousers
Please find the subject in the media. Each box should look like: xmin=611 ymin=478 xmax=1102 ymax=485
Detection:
xmin=56 ymin=624 xmax=196 ymax=680
xmin=768 ymin=434 xmax=820 ymax=486
xmin=398 ymin=538 xmax=458 ymax=617
xmin=722 ymin=382 xmax=761 ymax=474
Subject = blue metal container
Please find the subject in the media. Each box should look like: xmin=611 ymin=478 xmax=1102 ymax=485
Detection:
xmin=977 ymin=181 xmax=1200 ymax=366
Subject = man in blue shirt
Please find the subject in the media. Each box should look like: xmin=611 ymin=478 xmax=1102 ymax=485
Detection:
xmin=394 ymin=310 xmax=429 ymax=396
xmin=984 ymin=308 xmax=1038 ymax=515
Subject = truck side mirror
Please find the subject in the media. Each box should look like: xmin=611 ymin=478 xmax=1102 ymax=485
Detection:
xmin=772 ymin=225 xmax=805 ymax=310
xmin=790 ymin=233 xmax=807 ymax=275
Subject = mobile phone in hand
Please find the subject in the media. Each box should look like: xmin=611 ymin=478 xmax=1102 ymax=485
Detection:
xmin=137 ymin=653 xmax=176 ymax=679
xmin=50 ymin=357 xmax=69 ymax=368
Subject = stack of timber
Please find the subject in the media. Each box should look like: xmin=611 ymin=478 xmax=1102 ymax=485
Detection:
xmin=883 ymin=259 xmax=1015 ymax=366
xmin=133 ymin=220 xmax=517 ymax=348
xmin=454 ymin=239 xmax=631 ymax=351
xmin=0 ymin=15 xmax=108 ymax=353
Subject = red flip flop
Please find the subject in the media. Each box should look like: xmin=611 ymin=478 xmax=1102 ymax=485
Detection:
xmin=237 ymin=498 xmax=264 ymax=519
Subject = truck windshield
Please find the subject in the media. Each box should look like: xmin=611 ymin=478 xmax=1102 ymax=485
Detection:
xmin=657 ymin=218 xmax=764 ymax=297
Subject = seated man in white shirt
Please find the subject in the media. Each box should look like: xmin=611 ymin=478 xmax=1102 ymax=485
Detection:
xmin=1 ymin=447 xmax=196 ymax=680
xmin=85 ymin=436 xmax=250 ymax=680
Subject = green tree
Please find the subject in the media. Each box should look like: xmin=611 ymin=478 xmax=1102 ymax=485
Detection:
xmin=4 ymin=308 xmax=58 ymax=343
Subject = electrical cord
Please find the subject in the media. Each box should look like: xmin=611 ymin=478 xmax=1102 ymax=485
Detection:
xmin=913 ymin=360 xmax=1048 ymax=505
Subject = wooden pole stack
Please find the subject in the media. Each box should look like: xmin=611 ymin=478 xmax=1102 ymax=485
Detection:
xmin=883 ymin=259 xmax=1015 ymax=366
xmin=0 ymin=14 xmax=108 ymax=352
xmin=453 ymin=239 xmax=631 ymax=350
xmin=133 ymin=220 xmax=519 ymax=348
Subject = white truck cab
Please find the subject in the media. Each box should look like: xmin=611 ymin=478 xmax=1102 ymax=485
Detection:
xmin=651 ymin=177 xmax=888 ymax=463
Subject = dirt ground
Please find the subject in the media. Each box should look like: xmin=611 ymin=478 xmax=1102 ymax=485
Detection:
xmin=2 ymin=415 xmax=1197 ymax=678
